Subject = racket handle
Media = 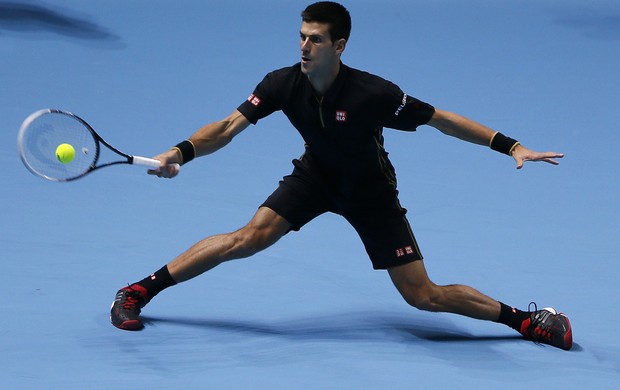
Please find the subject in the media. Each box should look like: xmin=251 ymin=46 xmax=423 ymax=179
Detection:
xmin=132 ymin=156 xmax=182 ymax=175
xmin=131 ymin=156 xmax=162 ymax=168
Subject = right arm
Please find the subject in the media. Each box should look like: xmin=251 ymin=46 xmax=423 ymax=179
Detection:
xmin=149 ymin=109 xmax=251 ymax=178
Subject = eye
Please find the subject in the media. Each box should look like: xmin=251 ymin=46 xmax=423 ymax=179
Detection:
xmin=300 ymin=33 xmax=323 ymax=44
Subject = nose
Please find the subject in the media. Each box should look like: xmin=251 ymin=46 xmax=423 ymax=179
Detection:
xmin=300 ymin=37 xmax=310 ymax=51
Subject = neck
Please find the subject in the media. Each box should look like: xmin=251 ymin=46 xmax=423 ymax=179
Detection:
xmin=307 ymin=60 xmax=341 ymax=96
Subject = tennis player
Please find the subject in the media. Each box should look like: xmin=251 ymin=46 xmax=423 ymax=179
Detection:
xmin=111 ymin=1 xmax=572 ymax=350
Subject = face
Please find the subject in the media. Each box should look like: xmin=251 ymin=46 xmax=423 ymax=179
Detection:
xmin=299 ymin=21 xmax=345 ymax=77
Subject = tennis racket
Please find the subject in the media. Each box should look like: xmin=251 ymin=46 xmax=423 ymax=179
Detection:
xmin=18 ymin=109 xmax=175 ymax=182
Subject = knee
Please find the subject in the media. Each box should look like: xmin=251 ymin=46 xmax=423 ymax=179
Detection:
xmin=398 ymin=282 xmax=443 ymax=312
xmin=224 ymin=208 xmax=288 ymax=260
xmin=229 ymin=223 xmax=273 ymax=258
xmin=389 ymin=261 xmax=446 ymax=312
xmin=228 ymin=228 xmax=259 ymax=258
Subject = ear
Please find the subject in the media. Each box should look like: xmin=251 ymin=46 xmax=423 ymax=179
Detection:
xmin=334 ymin=38 xmax=347 ymax=54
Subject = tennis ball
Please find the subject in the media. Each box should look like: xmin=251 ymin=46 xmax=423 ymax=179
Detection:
xmin=56 ymin=143 xmax=76 ymax=164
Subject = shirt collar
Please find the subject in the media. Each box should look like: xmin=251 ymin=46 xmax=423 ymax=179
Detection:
xmin=301 ymin=61 xmax=349 ymax=103
xmin=322 ymin=61 xmax=348 ymax=103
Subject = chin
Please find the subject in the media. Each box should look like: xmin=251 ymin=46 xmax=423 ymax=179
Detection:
xmin=301 ymin=59 xmax=317 ymax=74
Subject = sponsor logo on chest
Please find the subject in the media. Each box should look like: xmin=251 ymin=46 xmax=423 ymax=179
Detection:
xmin=335 ymin=110 xmax=347 ymax=122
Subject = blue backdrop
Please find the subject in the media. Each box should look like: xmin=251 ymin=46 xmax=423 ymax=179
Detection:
xmin=1 ymin=0 xmax=619 ymax=388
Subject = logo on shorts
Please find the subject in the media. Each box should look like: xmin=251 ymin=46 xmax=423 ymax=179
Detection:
xmin=336 ymin=110 xmax=347 ymax=122
xmin=395 ymin=245 xmax=414 ymax=258
xmin=248 ymin=94 xmax=261 ymax=107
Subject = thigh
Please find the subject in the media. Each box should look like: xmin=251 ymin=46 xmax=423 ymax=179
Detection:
xmin=387 ymin=260 xmax=433 ymax=292
xmin=342 ymin=189 xmax=423 ymax=270
xmin=244 ymin=206 xmax=294 ymax=249
xmin=260 ymin=158 xmax=331 ymax=231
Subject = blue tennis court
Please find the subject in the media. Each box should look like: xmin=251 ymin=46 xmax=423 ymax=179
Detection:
xmin=2 ymin=0 xmax=619 ymax=388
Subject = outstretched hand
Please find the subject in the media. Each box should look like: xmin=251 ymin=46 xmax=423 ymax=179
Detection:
xmin=511 ymin=144 xmax=564 ymax=169
xmin=147 ymin=149 xmax=182 ymax=178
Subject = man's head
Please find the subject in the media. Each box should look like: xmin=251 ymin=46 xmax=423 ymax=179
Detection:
xmin=301 ymin=2 xmax=351 ymax=43
xmin=299 ymin=2 xmax=351 ymax=82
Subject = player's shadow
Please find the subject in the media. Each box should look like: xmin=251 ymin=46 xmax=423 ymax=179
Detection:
xmin=553 ymin=8 xmax=620 ymax=42
xmin=141 ymin=310 xmax=525 ymax=345
xmin=0 ymin=1 xmax=123 ymax=47
xmin=141 ymin=310 xmax=586 ymax=353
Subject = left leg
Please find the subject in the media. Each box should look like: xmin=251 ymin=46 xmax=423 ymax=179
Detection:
xmin=387 ymin=260 xmax=500 ymax=321
xmin=342 ymin=185 xmax=572 ymax=349
xmin=342 ymin=187 xmax=500 ymax=321
xmin=388 ymin=259 xmax=573 ymax=350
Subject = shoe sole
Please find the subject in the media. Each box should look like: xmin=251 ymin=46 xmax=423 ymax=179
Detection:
xmin=111 ymin=317 xmax=144 ymax=331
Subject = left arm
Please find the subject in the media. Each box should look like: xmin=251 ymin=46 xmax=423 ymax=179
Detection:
xmin=427 ymin=108 xmax=564 ymax=169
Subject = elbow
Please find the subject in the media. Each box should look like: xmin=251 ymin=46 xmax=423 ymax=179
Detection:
xmin=428 ymin=109 xmax=459 ymax=137
xmin=218 ymin=132 xmax=235 ymax=147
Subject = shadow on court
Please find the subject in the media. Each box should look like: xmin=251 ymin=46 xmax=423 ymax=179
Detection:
xmin=141 ymin=310 xmax=526 ymax=346
xmin=0 ymin=1 xmax=123 ymax=47
xmin=552 ymin=6 xmax=620 ymax=41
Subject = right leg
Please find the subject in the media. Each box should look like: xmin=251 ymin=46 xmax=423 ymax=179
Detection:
xmin=110 ymin=207 xmax=291 ymax=330
xmin=168 ymin=206 xmax=292 ymax=282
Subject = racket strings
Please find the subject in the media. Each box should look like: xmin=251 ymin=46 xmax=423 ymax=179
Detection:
xmin=19 ymin=111 xmax=99 ymax=181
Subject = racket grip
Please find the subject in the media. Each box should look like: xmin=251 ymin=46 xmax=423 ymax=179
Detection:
xmin=131 ymin=156 xmax=162 ymax=168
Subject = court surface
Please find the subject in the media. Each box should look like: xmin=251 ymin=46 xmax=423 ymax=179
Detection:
xmin=2 ymin=0 xmax=619 ymax=388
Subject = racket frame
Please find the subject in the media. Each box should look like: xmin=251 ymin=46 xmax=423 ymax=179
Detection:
xmin=18 ymin=109 xmax=161 ymax=181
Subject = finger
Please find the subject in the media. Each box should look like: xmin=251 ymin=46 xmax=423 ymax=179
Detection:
xmin=157 ymin=164 xmax=180 ymax=179
xmin=538 ymin=152 xmax=563 ymax=159
xmin=515 ymin=157 xmax=524 ymax=169
xmin=165 ymin=166 xmax=179 ymax=178
xmin=534 ymin=152 xmax=563 ymax=164
xmin=169 ymin=163 xmax=181 ymax=175
xmin=147 ymin=167 xmax=168 ymax=178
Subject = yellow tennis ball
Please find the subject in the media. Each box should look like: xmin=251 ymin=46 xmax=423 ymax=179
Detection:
xmin=56 ymin=143 xmax=76 ymax=164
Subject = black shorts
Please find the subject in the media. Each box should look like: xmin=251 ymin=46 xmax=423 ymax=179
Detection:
xmin=260 ymin=157 xmax=423 ymax=269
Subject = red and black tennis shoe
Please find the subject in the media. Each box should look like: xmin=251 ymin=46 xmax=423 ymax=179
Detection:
xmin=520 ymin=303 xmax=573 ymax=350
xmin=110 ymin=285 xmax=149 ymax=330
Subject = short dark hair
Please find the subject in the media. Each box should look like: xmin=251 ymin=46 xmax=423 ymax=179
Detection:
xmin=301 ymin=2 xmax=351 ymax=42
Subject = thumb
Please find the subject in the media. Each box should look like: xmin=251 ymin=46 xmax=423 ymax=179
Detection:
xmin=514 ymin=156 xmax=524 ymax=170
